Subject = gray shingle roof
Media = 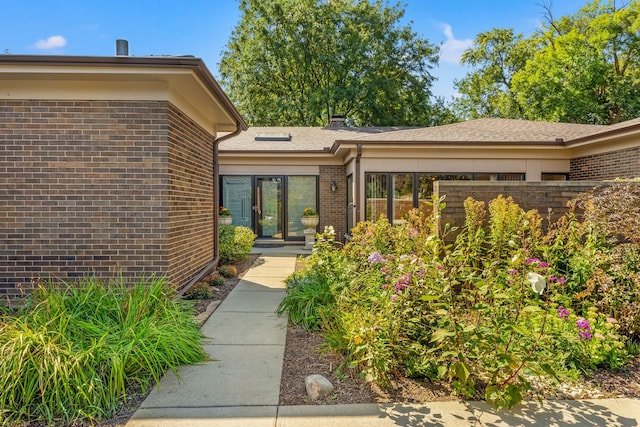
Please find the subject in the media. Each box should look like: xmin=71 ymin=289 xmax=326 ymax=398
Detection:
xmin=345 ymin=118 xmax=604 ymax=143
xmin=219 ymin=118 xmax=640 ymax=152
xmin=218 ymin=126 xmax=410 ymax=151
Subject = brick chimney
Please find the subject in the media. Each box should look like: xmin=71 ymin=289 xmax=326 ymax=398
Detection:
xmin=329 ymin=114 xmax=345 ymax=128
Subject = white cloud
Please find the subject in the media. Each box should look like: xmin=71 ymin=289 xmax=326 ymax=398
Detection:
xmin=34 ymin=35 xmax=67 ymax=50
xmin=438 ymin=23 xmax=473 ymax=64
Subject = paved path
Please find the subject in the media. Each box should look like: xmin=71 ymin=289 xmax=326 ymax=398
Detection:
xmin=127 ymin=246 xmax=640 ymax=427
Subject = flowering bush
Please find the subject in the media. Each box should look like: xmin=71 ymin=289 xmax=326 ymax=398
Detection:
xmin=302 ymin=207 xmax=318 ymax=217
xmin=281 ymin=193 xmax=637 ymax=409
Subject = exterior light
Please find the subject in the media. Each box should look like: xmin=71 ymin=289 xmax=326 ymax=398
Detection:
xmin=331 ymin=181 xmax=337 ymax=192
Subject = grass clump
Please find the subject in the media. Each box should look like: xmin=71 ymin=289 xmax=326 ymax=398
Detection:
xmin=0 ymin=276 xmax=206 ymax=425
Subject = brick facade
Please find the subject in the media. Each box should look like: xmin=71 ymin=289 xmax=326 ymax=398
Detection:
xmin=319 ymin=165 xmax=347 ymax=241
xmin=433 ymin=181 xmax=605 ymax=232
xmin=570 ymin=146 xmax=640 ymax=180
xmin=167 ymin=104 xmax=215 ymax=288
xmin=0 ymin=100 xmax=216 ymax=296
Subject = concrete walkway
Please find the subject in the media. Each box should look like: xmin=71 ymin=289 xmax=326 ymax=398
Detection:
xmin=127 ymin=246 xmax=640 ymax=427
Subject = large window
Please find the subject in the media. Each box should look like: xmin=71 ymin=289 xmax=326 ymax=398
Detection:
xmin=222 ymin=176 xmax=252 ymax=227
xmin=365 ymin=173 xmax=387 ymax=221
xmin=287 ymin=176 xmax=317 ymax=237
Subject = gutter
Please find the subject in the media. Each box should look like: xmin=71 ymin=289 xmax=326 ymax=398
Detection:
xmin=355 ymin=144 xmax=363 ymax=222
xmin=176 ymin=123 xmax=244 ymax=297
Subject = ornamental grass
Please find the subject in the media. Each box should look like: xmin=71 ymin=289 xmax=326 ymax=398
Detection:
xmin=0 ymin=276 xmax=206 ymax=425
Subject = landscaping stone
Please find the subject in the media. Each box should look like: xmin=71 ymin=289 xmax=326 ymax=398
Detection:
xmin=305 ymin=374 xmax=335 ymax=401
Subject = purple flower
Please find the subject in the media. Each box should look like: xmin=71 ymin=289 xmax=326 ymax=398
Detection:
xmin=409 ymin=229 xmax=419 ymax=237
xmin=556 ymin=306 xmax=570 ymax=321
xmin=576 ymin=318 xmax=592 ymax=340
xmin=508 ymin=269 xmax=519 ymax=275
xmin=526 ymin=257 xmax=540 ymax=265
xmin=606 ymin=317 xmax=618 ymax=324
xmin=539 ymin=261 xmax=548 ymax=268
xmin=393 ymin=273 xmax=412 ymax=294
xmin=368 ymin=251 xmax=385 ymax=264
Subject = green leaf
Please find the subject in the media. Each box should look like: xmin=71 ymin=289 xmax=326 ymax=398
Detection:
xmin=430 ymin=328 xmax=455 ymax=343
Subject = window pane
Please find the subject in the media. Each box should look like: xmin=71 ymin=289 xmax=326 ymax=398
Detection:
xmin=222 ymin=176 xmax=252 ymax=227
xmin=499 ymin=173 xmax=525 ymax=181
xmin=365 ymin=174 xmax=387 ymax=221
xmin=542 ymin=173 xmax=568 ymax=181
xmin=392 ymin=174 xmax=413 ymax=224
xmin=475 ymin=173 xmax=498 ymax=181
xmin=418 ymin=174 xmax=471 ymax=214
xmin=287 ymin=176 xmax=317 ymax=237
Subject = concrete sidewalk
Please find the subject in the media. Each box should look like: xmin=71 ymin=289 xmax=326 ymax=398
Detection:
xmin=127 ymin=246 xmax=640 ymax=427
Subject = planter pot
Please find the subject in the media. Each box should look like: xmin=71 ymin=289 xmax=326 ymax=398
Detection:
xmin=219 ymin=216 xmax=233 ymax=225
xmin=301 ymin=216 xmax=319 ymax=228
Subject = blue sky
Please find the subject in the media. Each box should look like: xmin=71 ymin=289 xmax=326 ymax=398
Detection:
xmin=1 ymin=0 xmax=587 ymax=100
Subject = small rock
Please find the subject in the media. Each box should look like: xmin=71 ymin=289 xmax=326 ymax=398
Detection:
xmin=305 ymin=374 xmax=334 ymax=401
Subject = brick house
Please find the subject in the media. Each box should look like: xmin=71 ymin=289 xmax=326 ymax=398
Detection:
xmin=219 ymin=117 xmax=640 ymax=242
xmin=2 ymin=53 xmax=639 ymax=295
xmin=0 ymin=54 xmax=246 ymax=296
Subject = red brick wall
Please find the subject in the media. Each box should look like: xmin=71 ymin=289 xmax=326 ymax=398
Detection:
xmin=571 ymin=146 xmax=640 ymax=180
xmin=167 ymin=104 xmax=215 ymax=288
xmin=319 ymin=165 xmax=347 ymax=241
xmin=0 ymin=100 xmax=215 ymax=296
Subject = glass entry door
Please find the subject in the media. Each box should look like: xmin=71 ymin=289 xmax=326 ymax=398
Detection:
xmin=256 ymin=177 xmax=283 ymax=239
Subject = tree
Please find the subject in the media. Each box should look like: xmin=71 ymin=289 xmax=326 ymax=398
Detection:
xmin=454 ymin=0 xmax=640 ymax=124
xmin=219 ymin=0 xmax=444 ymax=127
xmin=452 ymin=28 xmax=532 ymax=119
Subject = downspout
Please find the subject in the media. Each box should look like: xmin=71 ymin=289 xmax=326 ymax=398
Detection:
xmin=213 ymin=124 xmax=244 ymax=264
xmin=176 ymin=123 xmax=243 ymax=297
xmin=355 ymin=144 xmax=363 ymax=223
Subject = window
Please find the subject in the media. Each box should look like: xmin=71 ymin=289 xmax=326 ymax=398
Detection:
xmin=392 ymin=174 xmax=413 ymax=224
xmin=367 ymin=173 xmax=472 ymax=222
xmin=418 ymin=174 xmax=471 ymax=213
xmin=222 ymin=176 xmax=252 ymax=227
xmin=474 ymin=173 xmax=525 ymax=181
xmin=365 ymin=173 xmax=387 ymax=221
xmin=542 ymin=173 xmax=569 ymax=181
xmin=287 ymin=176 xmax=317 ymax=237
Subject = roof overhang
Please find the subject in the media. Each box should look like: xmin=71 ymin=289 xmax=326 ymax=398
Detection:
xmin=0 ymin=55 xmax=247 ymax=134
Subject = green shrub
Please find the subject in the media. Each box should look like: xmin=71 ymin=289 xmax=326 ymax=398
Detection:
xmin=0 ymin=277 xmax=206 ymax=425
xmin=218 ymin=264 xmax=237 ymax=278
xmin=208 ymin=273 xmax=226 ymax=287
xmin=184 ymin=282 xmax=214 ymax=299
xmin=219 ymin=225 xmax=256 ymax=264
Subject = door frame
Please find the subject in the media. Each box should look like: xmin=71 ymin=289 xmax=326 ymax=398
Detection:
xmin=254 ymin=175 xmax=285 ymax=239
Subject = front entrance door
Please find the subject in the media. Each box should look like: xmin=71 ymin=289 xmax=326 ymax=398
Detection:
xmin=256 ymin=176 xmax=283 ymax=239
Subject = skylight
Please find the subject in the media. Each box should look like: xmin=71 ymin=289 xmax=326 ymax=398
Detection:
xmin=254 ymin=132 xmax=292 ymax=141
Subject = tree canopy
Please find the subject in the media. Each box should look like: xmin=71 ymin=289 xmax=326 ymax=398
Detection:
xmin=454 ymin=0 xmax=640 ymax=124
xmin=219 ymin=0 xmax=446 ymax=127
